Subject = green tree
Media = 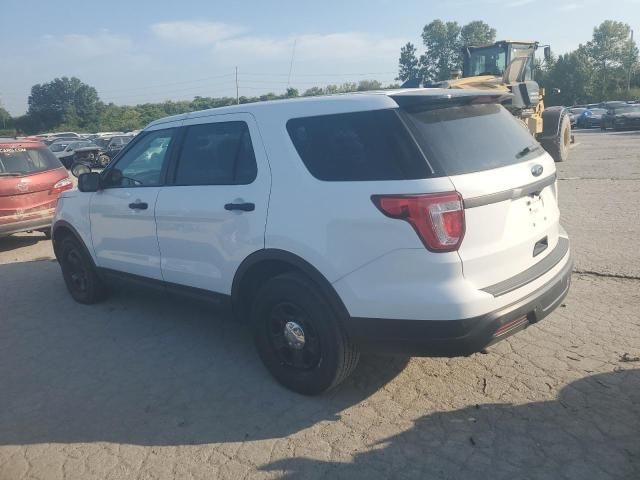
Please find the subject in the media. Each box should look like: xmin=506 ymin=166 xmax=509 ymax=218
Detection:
xmin=27 ymin=77 xmax=100 ymax=131
xmin=285 ymin=87 xmax=299 ymax=97
xmin=357 ymin=80 xmax=382 ymax=91
xmin=586 ymin=20 xmax=639 ymax=98
xmin=410 ymin=20 xmax=497 ymax=82
xmin=460 ymin=21 xmax=496 ymax=47
xmin=420 ymin=20 xmax=462 ymax=81
xmin=543 ymin=47 xmax=593 ymax=106
xmin=397 ymin=42 xmax=421 ymax=82
xmin=0 ymin=103 xmax=11 ymax=131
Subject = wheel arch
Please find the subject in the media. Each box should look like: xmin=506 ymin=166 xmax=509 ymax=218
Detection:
xmin=52 ymin=220 xmax=96 ymax=268
xmin=231 ymin=249 xmax=350 ymax=323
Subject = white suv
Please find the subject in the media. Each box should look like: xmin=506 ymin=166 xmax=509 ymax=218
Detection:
xmin=53 ymin=89 xmax=572 ymax=394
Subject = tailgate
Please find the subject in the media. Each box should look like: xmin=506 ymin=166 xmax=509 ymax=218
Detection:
xmin=449 ymin=153 xmax=561 ymax=290
xmin=399 ymin=101 xmax=567 ymax=293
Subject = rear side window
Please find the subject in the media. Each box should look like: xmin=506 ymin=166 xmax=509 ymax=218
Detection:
xmin=286 ymin=109 xmax=432 ymax=181
xmin=0 ymin=147 xmax=61 ymax=175
xmin=175 ymin=121 xmax=257 ymax=186
xmin=403 ymin=103 xmax=541 ymax=176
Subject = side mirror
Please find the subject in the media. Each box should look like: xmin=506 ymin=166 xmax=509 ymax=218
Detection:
xmin=77 ymin=172 xmax=101 ymax=192
xmin=544 ymin=46 xmax=551 ymax=62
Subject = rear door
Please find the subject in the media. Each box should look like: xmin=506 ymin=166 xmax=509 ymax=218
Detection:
xmin=403 ymin=102 xmax=562 ymax=290
xmin=89 ymin=125 xmax=179 ymax=279
xmin=155 ymin=113 xmax=270 ymax=294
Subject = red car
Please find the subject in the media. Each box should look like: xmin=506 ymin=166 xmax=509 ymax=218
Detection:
xmin=0 ymin=139 xmax=73 ymax=238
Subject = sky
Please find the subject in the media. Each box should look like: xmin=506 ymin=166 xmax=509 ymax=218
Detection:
xmin=1 ymin=0 xmax=639 ymax=115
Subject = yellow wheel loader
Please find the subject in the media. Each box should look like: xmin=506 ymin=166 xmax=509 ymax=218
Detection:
xmin=433 ymin=41 xmax=571 ymax=162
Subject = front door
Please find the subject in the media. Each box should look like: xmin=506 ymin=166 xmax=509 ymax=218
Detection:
xmin=90 ymin=126 xmax=179 ymax=279
xmin=155 ymin=113 xmax=270 ymax=294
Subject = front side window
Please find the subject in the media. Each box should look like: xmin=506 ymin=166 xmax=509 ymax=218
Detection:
xmin=175 ymin=121 xmax=257 ymax=186
xmin=103 ymin=129 xmax=175 ymax=188
xmin=468 ymin=48 xmax=507 ymax=76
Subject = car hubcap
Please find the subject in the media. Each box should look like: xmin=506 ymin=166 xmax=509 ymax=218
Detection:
xmin=268 ymin=302 xmax=321 ymax=370
xmin=284 ymin=321 xmax=305 ymax=349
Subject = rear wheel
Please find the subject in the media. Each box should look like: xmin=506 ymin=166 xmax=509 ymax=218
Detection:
xmin=542 ymin=112 xmax=571 ymax=162
xmin=59 ymin=236 xmax=107 ymax=304
xmin=251 ymin=272 xmax=359 ymax=395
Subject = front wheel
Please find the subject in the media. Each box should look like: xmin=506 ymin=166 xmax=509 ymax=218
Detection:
xmin=251 ymin=272 xmax=359 ymax=395
xmin=59 ymin=236 xmax=108 ymax=304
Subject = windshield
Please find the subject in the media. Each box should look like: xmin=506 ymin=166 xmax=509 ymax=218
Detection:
xmin=466 ymin=47 xmax=507 ymax=76
xmin=0 ymin=147 xmax=61 ymax=175
xmin=403 ymin=103 xmax=541 ymax=176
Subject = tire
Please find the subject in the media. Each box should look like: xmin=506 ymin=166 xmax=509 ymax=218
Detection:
xmin=59 ymin=236 xmax=108 ymax=304
xmin=251 ymin=272 xmax=359 ymax=395
xmin=542 ymin=112 xmax=571 ymax=163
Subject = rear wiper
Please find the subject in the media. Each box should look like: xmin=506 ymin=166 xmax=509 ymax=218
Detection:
xmin=0 ymin=172 xmax=23 ymax=177
xmin=515 ymin=144 xmax=542 ymax=159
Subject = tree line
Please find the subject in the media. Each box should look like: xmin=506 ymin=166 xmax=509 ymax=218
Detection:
xmin=396 ymin=19 xmax=639 ymax=106
xmin=1 ymin=18 xmax=638 ymax=136
xmin=0 ymin=79 xmax=396 ymax=136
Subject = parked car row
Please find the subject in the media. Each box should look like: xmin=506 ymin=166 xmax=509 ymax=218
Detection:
xmin=567 ymin=100 xmax=640 ymax=131
xmin=21 ymin=132 xmax=136 ymax=170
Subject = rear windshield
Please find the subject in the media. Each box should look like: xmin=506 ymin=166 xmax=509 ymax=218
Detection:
xmin=402 ymin=103 xmax=541 ymax=176
xmin=0 ymin=147 xmax=62 ymax=175
xmin=286 ymin=109 xmax=432 ymax=181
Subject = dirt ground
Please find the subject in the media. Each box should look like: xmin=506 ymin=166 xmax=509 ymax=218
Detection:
xmin=1 ymin=130 xmax=639 ymax=480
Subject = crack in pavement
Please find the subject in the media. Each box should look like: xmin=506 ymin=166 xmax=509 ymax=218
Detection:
xmin=559 ymin=177 xmax=640 ymax=181
xmin=573 ymin=269 xmax=640 ymax=281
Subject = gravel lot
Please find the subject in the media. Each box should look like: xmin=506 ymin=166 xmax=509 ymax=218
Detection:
xmin=1 ymin=130 xmax=639 ymax=480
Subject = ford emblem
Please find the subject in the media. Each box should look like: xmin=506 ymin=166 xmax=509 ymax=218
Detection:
xmin=531 ymin=164 xmax=544 ymax=177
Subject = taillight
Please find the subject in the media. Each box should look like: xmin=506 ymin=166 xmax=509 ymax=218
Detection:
xmin=372 ymin=192 xmax=465 ymax=252
xmin=50 ymin=177 xmax=73 ymax=195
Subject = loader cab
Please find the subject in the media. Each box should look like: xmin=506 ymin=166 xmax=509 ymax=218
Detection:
xmin=463 ymin=41 xmax=538 ymax=82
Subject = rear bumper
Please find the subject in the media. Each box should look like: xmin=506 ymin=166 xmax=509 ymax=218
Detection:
xmin=0 ymin=214 xmax=53 ymax=237
xmin=343 ymin=254 xmax=573 ymax=357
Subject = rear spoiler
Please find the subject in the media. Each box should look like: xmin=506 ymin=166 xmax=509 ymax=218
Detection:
xmin=390 ymin=89 xmax=513 ymax=109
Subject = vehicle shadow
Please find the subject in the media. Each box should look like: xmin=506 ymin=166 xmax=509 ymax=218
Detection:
xmin=0 ymin=260 xmax=409 ymax=447
xmin=261 ymin=369 xmax=640 ymax=479
xmin=0 ymin=234 xmax=45 ymax=252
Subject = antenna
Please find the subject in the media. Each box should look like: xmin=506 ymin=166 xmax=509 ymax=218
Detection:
xmin=287 ymin=39 xmax=297 ymax=88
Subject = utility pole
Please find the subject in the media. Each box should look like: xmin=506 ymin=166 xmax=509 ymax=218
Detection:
xmin=628 ymin=30 xmax=634 ymax=93
xmin=235 ymin=66 xmax=239 ymax=105
xmin=287 ymin=39 xmax=297 ymax=89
